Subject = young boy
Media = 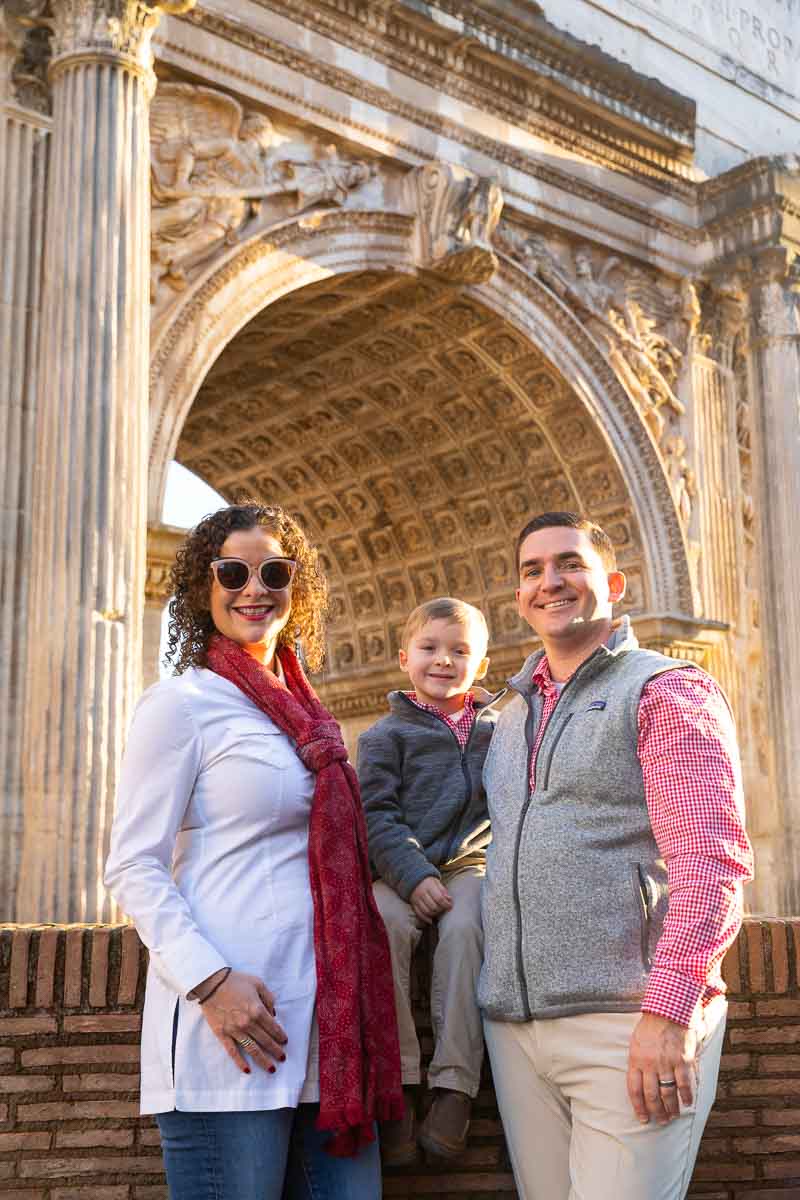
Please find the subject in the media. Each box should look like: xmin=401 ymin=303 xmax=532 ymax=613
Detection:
xmin=357 ymin=597 xmax=503 ymax=1165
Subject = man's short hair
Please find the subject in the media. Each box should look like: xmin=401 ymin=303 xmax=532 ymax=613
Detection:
xmin=515 ymin=511 xmax=617 ymax=572
xmin=401 ymin=597 xmax=489 ymax=652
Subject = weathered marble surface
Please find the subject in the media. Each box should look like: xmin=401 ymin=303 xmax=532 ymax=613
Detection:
xmin=0 ymin=100 xmax=49 ymax=920
xmin=542 ymin=0 xmax=800 ymax=173
xmin=3 ymin=1 xmax=800 ymax=923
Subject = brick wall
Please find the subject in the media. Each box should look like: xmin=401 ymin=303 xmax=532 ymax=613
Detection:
xmin=0 ymin=919 xmax=797 ymax=1198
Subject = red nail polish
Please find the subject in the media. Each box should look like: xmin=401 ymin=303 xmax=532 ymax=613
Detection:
xmin=279 ymin=1053 xmax=286 ymax=1062
xmin=268 ymin=1065 xmax=276 ymax=1074
xmin=244 ymin=1067 xmax=251 ymax=1075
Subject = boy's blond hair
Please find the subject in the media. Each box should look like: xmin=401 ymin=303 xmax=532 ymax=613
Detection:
xmin=401 ymin=597 xmax=489 ymax=652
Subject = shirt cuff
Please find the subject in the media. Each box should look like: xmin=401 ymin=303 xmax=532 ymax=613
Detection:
xmin=150 ymin=932 xmax=229 ymax=999
xmin=641 ymin=968 xmax=707 ymax=1028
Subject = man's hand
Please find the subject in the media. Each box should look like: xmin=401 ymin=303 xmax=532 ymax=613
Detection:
xmin=627 ymin=1012 xmax=698 ymax=1125
xmin=410 ymin=877 xmax=453 ymax=924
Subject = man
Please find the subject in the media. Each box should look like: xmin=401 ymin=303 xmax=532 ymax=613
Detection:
xmin=479 ymin=511 xmax=753 ymax=1200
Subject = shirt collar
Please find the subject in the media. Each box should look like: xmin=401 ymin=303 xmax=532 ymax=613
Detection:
xmin=406 ymin=691 xmax=476 ymax=722
xmin=530 ymin=656 xmax=560 ymax=697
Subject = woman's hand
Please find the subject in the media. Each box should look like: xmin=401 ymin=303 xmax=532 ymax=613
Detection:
xmin=194 ymin=969 xmax=289 ymax=1075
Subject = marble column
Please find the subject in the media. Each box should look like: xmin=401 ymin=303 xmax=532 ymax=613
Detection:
xmin=746 ymin=246 xmax=800 ymax=915
xmin=16 ymin=0 xmax=195 ymax=922
xmin=686 ymin=288 xmax=754 ymax=713
xmin=0 ymin=7 xmax=50 ymax=919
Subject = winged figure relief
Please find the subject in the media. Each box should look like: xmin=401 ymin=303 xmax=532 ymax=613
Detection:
xmin=150 ymin=83 xmax=372 ymax=299
xmin=607 ymin=302 xmax=685 ymax=444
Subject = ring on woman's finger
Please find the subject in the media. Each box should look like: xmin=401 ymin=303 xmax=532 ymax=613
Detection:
xmin=236 ymin=1036 xmax=258 ymax=1051
xmin=658 ymin=1079 xmax=677 ymax=1089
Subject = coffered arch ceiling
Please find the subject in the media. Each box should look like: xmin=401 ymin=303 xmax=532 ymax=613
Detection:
xmin=176 ymin=270 xmax=647 ymax=678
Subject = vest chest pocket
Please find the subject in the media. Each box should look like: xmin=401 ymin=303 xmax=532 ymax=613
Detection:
xmin=540 ymin=704 xmax=614 ymax=791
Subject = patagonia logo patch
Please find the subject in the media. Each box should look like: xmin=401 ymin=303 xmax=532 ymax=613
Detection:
xmin=586 ymin=700 xmax=607 ymax=711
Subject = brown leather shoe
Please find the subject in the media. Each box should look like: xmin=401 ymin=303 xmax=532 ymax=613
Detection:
xmin=418 ymin=1088 xmax=472 ymax=1160
xmin=379 ymin=1088 xmax=417 ymax=1167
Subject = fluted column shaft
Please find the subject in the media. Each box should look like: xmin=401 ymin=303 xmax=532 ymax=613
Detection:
xmin=747 ymin=250 xmax=800 ymax=915
xmin=17 ymin=1 xmax=192 ymax=921
xmin=1 ymin=29 xmax=50 ymax=920
xmin=689 ymin=354 xmax=742 ymax=700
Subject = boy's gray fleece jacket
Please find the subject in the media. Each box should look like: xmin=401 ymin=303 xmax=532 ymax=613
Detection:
xmin=357 ymin=690 xmax=503 ymax=901
xmin=478 ymin=617 xmax=694 ymax=1022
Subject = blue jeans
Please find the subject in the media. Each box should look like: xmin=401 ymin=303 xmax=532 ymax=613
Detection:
xmin=156 ymin=1105 xmax=382 ymax=1200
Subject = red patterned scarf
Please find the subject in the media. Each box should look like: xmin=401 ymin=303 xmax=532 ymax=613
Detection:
xmin=206 ymin=634 xmax=403 ymax=1155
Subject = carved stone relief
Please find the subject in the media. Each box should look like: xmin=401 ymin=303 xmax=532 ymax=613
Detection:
xmin=495 ymin=220 xmax=701 ymax=530
xmin=1 ymin=0 xmax=52 ymax=112
xmin=150 ymin=81 xmax=373 ymax=303
xmin=405 ymin=161 xmax=503 ymax=285
xmin=176 ymin=268 xmax=648 ymax=676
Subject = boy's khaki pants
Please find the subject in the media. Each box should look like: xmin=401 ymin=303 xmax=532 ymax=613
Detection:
xmin=373 ymin=866 xmax=484 ymax=1098
xmin=483 ymin=995 xmax=726 ymax=1200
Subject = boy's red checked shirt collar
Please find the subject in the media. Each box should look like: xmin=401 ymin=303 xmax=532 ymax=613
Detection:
xmin=528 ymin=655 xmax=754 ymax=1028
xmin=405 ymin=691 xmax=476 ymax=750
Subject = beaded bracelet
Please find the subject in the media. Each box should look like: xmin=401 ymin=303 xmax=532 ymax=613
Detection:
xmin=197 ymin=966 xmax=232 ymax=1005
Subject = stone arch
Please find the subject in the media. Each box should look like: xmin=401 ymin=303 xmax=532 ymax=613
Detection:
xmin=148 ymin=211 xmax=694 ymax=685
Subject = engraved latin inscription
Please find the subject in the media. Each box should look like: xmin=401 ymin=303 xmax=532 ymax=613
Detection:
xmin=626 ymin=0 xmax=800 ymax=92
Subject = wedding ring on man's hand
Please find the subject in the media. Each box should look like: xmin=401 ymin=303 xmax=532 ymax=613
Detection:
xmin=658 ymin=1079 xmax=677 ymax=1088
xmin=237 ymin=1036 xmax=257 ymax=1051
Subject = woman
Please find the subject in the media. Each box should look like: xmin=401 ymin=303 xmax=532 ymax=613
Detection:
xmin=105 ymin=502 xmax=402 ymax=1200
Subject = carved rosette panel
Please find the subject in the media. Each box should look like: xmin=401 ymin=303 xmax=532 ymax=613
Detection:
xmin=175 ymin=268 xmax=648 ymax=679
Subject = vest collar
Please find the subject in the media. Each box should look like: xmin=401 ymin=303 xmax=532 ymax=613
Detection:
xmin=508 ymin=614 xmax=640 ymax=698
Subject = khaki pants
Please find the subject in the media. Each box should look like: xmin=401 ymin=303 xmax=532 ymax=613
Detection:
xmin=374 ymin=866 xmax=484 ymax=1097
xmin=483 ymin=998 xmax=726 ymax=1200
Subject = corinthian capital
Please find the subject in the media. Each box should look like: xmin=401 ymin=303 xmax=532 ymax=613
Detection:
xmin=2 ymin=1 xmax=52 ymax=110
xmin=747 ymin=247 xmax=800 ymax=342
xmin=50 ymin=0 xmax=195 ymax=75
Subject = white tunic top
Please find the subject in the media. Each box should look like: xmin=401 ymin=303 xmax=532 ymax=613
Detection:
xmin=104 ymin=667 xmax=320 ymax=1114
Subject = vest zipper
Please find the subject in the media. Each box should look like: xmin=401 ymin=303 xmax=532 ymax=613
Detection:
xmin=512 ymin=701 xmax=537 ymax=1021
xmin=404 ymin=698 xmax=497 ymax=866
xmin=511 ymin=658 xmax=596 ymax=1020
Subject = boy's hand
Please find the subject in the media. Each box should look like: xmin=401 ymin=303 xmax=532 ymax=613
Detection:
xmin=410 ymin=877 xmax=453 ymax=924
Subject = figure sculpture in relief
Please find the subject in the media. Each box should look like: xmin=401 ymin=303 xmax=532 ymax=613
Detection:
xmin=607 ymin=302 xmax=684 ymax=444
xmin=150 ymin=83 xmax=372 ymax=299
xmin=572 ymin=245 xmax=620 ymax=312
xmin=453 ymin=176 xmax=504 ymax=248
xmin=663 ymin=434 xmax=695 ymax=527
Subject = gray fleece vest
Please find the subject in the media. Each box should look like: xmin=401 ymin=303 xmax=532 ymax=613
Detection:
xmin=478 ymin=627 xmax=692 ymax=1021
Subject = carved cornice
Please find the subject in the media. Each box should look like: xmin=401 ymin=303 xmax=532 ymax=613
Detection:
xmin=175 ymin=6 xmax=697 ymax=210
xmin=249 ymin=0 xmax=695 ymax=189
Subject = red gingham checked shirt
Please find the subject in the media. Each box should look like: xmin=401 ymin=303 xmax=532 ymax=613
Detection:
xmin=405 ymin=691 xmax=476 ymax=749
xmin=529 ymin=656 xmax=754 ymax=1028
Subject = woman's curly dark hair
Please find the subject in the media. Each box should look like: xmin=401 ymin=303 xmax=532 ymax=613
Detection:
xmin=165 ymin=502 xmax=329 ymax=675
